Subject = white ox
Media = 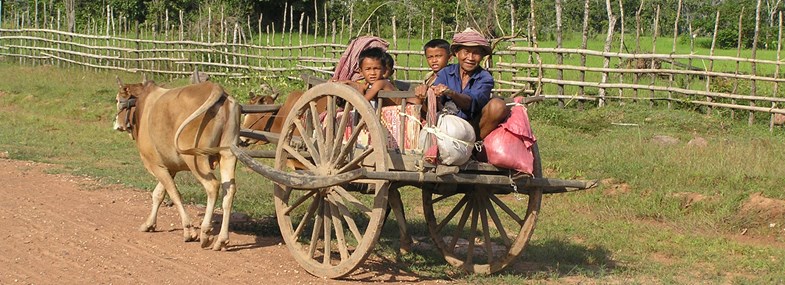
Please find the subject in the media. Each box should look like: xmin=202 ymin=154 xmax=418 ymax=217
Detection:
xmin=114 ymin=77 xmax=240 ymax=250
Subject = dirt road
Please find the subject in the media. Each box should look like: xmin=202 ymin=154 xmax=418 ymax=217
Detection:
xmin=0 ymin=159 xmax=445 ymax=284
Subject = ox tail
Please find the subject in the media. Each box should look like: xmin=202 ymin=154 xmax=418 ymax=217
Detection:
xmin=174 ymin=83 xmax=230 ymax=156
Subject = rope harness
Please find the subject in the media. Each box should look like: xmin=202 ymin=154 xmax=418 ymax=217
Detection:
xmin=116 ymin=97 xmax=137 ymax=135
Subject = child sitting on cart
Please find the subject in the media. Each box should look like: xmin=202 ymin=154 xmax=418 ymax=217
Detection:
xmin=411 ymin=39 xmax=452 ymax=105
xmin=338 ymin=47 xmax=397 ymax=108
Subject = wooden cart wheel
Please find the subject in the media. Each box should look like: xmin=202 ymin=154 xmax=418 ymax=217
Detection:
xmin=273 ymin=83 xmax=390 ymax=278
xmin=422 ymin=143 xmax=544 ymax=274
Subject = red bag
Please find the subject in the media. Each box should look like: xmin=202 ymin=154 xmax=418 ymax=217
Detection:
xmin=483 ymin=97 xmax=536 ymax=175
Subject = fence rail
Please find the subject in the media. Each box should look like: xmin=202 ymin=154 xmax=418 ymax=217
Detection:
xmin=1 ymin=0 xmax=785 ymax=130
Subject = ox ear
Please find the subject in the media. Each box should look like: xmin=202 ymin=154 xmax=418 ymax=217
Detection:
xmin=116 ymin=76 xmax=124 ymax=88
xmin=191 ymin=67 xmax=201 ymax=84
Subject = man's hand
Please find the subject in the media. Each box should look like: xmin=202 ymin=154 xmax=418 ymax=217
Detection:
xmin=414 ymin=85 xmax=427 ymax=99
xmin=431 ymin=84 xmax=450 ymax=97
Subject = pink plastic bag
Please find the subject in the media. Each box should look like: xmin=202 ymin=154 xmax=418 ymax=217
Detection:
xmin=483 ymin=97 xmax=536 ymax=175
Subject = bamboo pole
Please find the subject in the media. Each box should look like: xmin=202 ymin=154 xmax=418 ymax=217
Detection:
xmin=598 ymin=0 xmax=616 ymax=107
xmin=579 ymin=0 xmax=590 ymax=98
xmin=505 ymin=46 xmax=785 ymax=66
xmin=772 ymin=12 xmax=783 ymax=131
xmin=289 ymin=5 xmax=293 ymax=46
xmin=555 ymin=0 xmax=564 ymax=106
xmin=496 ymin=62 xmax=785 ymax=83
xmin=703 ymin=12 xmax=719 ymax=115
xmin=668 ymin=0 xmax=681 ymax=109
xmin=430 ymin=8 xmax=434 ymax=39
xmin=406 ymin=14 xmax=412 ymax=82
xmin=512 ymin=76 xmax=785 ymax=103
xmin=314 ymin=0 xmax=318 ymax=39
xmin=750 ymin=0 xmax=762 ymax=126
xmin=282 ymin=2 xmax=287 ymax=44
xmin=731 ymin=7 xmax=745 ymax=119
xmin=686 ymin=20 xmax=694 ymax=89
xmin=618 ymin=0 xmax=625 ymax=99
xmin=531 ymin=0 xmax=543 ymax=97
xmin=649 ymin=5 xmax=660 ymax=103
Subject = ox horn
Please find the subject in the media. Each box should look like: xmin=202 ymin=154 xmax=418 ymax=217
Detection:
xmin=116 ymin=76 xmax=124 ymax=87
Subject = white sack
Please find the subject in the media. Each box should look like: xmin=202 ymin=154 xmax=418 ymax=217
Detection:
xmin=435 ymin=114 xmax=475 ymax=166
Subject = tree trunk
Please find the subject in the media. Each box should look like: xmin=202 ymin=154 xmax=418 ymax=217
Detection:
xmin=65 ymin=0 xmax=75 ymax=33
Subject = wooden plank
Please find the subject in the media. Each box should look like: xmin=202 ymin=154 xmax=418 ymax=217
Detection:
xmin=240 ymin=104 xmax=281 ymax=113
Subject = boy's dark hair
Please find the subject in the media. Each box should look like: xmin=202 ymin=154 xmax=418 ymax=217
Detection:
xmin=358 ymin=47 xmax=386 ymax=67
xmin=382 ymin=52 xmax=395 ymax=77
xmin=423 ymin=39 xmax=450 ymax=53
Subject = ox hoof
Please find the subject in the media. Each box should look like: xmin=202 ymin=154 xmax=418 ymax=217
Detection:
xmin=200 ymin=235 xmax=214 ymax=249
xmin=138 ymin=223 xmax=156 ymax=232
xmin=183 ymin=227 xmax=199 ymax=242
xmin=211 ymin=238 xmax=229 ymax=251
xmin=399 ymin=239 xmax=413 ymax=255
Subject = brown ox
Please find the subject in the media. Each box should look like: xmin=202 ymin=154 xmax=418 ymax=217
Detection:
xmin=241 ymin=91 xmax=330 ymax=144
xmin=114 ymin=78 xmax=240 ymax=250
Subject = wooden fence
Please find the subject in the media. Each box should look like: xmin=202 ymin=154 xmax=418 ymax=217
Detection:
xmin=1 ymin=0 xmax=785 ymax=130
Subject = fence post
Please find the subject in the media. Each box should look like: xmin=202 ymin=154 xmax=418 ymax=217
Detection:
xmin=1 ymin=0 xmax=4 ymax=29
xmin=750 ymin=0 xmax=762 ymax=126
xmin=555 ymin=0 xmax=564 ymax=107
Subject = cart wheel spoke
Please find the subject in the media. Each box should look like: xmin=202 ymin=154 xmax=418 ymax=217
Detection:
xmin=309 ymin=102 xmax=327 ymax=162
xmin=465 ymin=199 xmax=480 ymax=267
xmin=486 ymin=197 xmax=512 ymax=247
xmin=292 ymin=194 xmax=320 ymax=241
xmin=479 ymin=198 xmax=494 ymax=264
xmin=292 ymin=119 xmax=321 ymax=166
xmin=436 ymin=195 xmax=469 ymax=232
xmin=333 ymin=185 xmax=372 ymax=215
xmin=329 ymin=101 xmax=353 ymax=165
xmin=336 ymin=146 xmax=374 ymax=174
xmin=334 ymin=120 xmax=367 ymax=166
xmin=329 ymin=192 xmax=363 ymax=242
xmin=449 ymin=198 xmax=473 ymax=250
xmin=274 ymin=83 xmax=389 ymax=278
xmin=324 ymin=95 xmax=336 ymax=158
xmin=489 ymin=195 xmax=524 ymax=226
xmin=423 ymin=178 xmax=542 ymax=273
xmin=308 ymin=198 xmax=324 ymax=259
xmin=323 ymin=201 xmax=332 ymax=265
xmin=283 ymin=190 xmax=317 ymax=215
xmin=328 ymin=199 xmax=350 ymax=261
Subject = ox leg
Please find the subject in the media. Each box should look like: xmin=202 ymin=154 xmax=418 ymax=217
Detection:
xmin=211 ymin=150 xmax=237 ymax=251
xmin=139 ymin=182 xmax=166 ymax=232
xmin=153 ymin=170 xmax=199 ymax=242
xmin=192 ymin=163 xmax=220 ymax=249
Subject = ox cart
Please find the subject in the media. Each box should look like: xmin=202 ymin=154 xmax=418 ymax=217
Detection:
xmin=231 ymin=75 xmax=597 ymax=278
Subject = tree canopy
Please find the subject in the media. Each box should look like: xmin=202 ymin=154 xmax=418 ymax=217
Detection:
xmin=1 ymin=0 xmax=782 ymax=48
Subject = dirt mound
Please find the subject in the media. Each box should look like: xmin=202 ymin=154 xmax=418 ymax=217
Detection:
xmin=601 ymin=178 xmax=631 ymax=196
xmin=739 ymin=193 xmax=785 ymax=226
xmin=672 ymin=192 xmax=707 ymax=208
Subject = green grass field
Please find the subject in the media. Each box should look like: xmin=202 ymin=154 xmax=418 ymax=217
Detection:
xmin=1 ymin=57 xmax=785 ymax=283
